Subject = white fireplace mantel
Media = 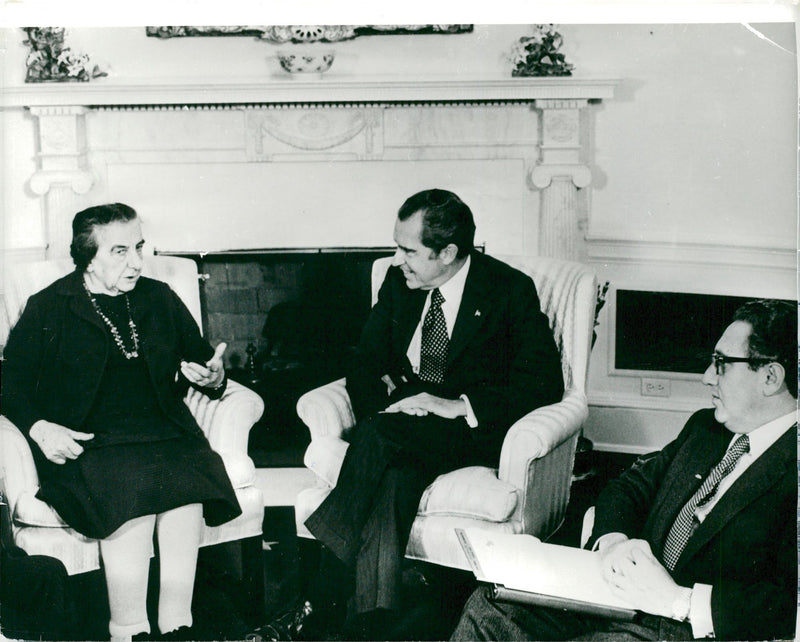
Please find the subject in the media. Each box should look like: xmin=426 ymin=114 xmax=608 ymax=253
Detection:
xmin=5 ymin=75 xmax=618 ymax=262
xmin=2 ymin=76 xmax=617 ymax=107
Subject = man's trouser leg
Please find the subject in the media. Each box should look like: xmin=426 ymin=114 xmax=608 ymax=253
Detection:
xmin=350 ymin=463 xmax=431 ymax=615
xmin=304 ymin=414 xmax=400 ymax=564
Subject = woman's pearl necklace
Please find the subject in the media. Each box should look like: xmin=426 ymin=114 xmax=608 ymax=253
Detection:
xmin=83 ymin=280 xmax=140 ymax=359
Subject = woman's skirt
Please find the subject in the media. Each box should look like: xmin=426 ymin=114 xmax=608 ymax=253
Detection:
xmin=35 ymin=435 xmax=242 ymax=540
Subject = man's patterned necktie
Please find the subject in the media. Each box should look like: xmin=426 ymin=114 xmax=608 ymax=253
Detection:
xmin=419 ymin=288 xmax=448 ymax=384
xmin=662 ymin=434 xmax=750 ymax=571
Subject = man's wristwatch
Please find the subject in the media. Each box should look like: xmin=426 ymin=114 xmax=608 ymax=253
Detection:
xmin=670 ymin=587 xmax=693 ymax=622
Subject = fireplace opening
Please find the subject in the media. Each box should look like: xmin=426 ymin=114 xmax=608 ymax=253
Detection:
xmin=184 ymin=248 xmax=394 ymax=467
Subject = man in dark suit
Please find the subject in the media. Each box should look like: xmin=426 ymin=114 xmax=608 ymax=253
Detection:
xmin=451 ymin=298 xmax=797 ymax=641
xmin=279 ymin=189 xmax=563 ymax=639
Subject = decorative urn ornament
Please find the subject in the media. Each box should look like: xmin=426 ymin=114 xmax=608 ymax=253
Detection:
xmin=277 ymin=51 xmax=336 ymax=74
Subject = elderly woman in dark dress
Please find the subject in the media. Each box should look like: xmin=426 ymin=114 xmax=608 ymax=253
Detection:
xmin=2 ymin=203 xmax=242 ymax=641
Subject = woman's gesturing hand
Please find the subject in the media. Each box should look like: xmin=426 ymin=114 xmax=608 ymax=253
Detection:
xmin=29 ymin=420 xmax=94 ymax=464
xmin=180 ymin=342 xmax=227 ymax=389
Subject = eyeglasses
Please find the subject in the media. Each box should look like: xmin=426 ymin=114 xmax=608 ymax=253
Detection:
xmin=710 ymin=353 xmax=774 ymax=376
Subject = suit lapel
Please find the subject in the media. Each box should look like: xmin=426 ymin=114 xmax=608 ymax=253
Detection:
xmin=392 ymin=256 xmax=490 ymax=366
xmin=393 ymin=274 xmax=427 ymax=357
xmin=674 ymin=424 xmax=797 ymax=572
xmin=447 ymin=253 xmax=491 ymax=367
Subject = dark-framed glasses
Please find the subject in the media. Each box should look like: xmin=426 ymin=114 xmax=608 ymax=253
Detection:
xmin=710 ymin=352 xmax=774 ymax=376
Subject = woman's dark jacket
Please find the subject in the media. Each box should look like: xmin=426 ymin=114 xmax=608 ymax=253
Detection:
xmin=2 ymin=270 xmax=224 ymax=442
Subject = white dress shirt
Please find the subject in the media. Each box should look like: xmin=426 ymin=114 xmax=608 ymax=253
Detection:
xmin=405 ymin=256 xmax=478 ymax=426
xmin=694 ymin=411 xmax=796 ymax=523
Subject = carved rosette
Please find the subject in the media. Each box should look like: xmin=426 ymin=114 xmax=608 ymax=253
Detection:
xmin=28 ymin=105 xmax=94 ymax=195
xmin=245 ymin=106 xmax=384 ymax=160
xmin=544 ymin=110 xmax=578 ymax=145
xmin=28 ymin=106 xmax=96 ymax=259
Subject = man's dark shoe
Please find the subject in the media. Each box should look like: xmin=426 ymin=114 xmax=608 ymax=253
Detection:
xmin=401 ymin=564 xmax=431 ymax=595
xmin=342 ymin=609 xmax=399 ymax=641
xmin=246 ymin=601 xmax=314 ymax=642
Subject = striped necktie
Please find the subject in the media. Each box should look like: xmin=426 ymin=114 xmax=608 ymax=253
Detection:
xmin=662 ymin=434 xmax=750 ymax=571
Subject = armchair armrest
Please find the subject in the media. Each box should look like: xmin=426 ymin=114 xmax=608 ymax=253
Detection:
xmin=498 ymin=387 xmax=588 ymax=537
xmin=498 ymin=386 xmax=588 ymax=486
xmin=296 ymin=378 xmax=356 ymax=442
xmin=184 ymin=379 xmax=264 ymax=455
xmin=581 ymin=506 xmax=596 ymax=549
xmin=0 ymin=415 xmax=41 ymax=518
xmin=0 ymin=416 xmax=70 ymax=528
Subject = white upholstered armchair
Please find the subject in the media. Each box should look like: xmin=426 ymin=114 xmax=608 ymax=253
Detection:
xmin=0 ymin=256 xmax=265 ymax=576
xmin=294 ymin=255 xmax=598 ymax=570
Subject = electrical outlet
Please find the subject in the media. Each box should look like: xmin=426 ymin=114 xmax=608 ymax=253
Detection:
xmin=641 ymin=378 xmax=671 ymax=397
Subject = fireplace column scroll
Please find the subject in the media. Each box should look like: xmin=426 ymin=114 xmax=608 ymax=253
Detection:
xmin=28 ymin=106 xmax=94 ymax=259
xmin=530 ymin=99 xmax=592 ymax=261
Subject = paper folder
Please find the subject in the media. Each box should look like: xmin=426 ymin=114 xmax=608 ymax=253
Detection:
xmin=456 ymin=528 xmax=638 ymax=621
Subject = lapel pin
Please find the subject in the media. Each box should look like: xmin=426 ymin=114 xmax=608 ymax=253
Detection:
xmin=694 ymin=474 xmax=702 ymax=479
xmin=475 ymin=310 xmax=481 ymax=317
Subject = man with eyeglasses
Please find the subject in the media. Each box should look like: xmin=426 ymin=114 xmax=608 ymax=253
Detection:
xmin=452 ymin=298 xmax=797 ymax=641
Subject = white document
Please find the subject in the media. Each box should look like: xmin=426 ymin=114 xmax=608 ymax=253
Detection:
xmin=457 ymin=528 xmax=637 ymax=615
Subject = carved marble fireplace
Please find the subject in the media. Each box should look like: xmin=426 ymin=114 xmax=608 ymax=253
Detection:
xmin=6 ymin=77 xmax=616 ymax=265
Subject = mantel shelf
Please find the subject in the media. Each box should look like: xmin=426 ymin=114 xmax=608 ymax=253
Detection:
xmin=2 ymin=76 xmax=618 ymax=107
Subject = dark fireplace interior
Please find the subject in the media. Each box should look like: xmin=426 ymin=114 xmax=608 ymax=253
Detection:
xmin=186 ymin=249 xmax=393 ymax=467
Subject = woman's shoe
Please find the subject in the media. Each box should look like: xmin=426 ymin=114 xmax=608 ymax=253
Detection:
xmin=160 ymin=625 xmax=194 ymax=641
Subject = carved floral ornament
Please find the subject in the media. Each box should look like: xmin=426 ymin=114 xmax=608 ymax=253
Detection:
xmin=145 ymin=25 xmax=473 ymax=43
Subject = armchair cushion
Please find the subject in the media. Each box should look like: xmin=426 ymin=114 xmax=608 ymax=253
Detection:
xmin=416 ymin=466 xmax=519 ymax=522
xmin=14 ymin=525 xmax=101 ymax=576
